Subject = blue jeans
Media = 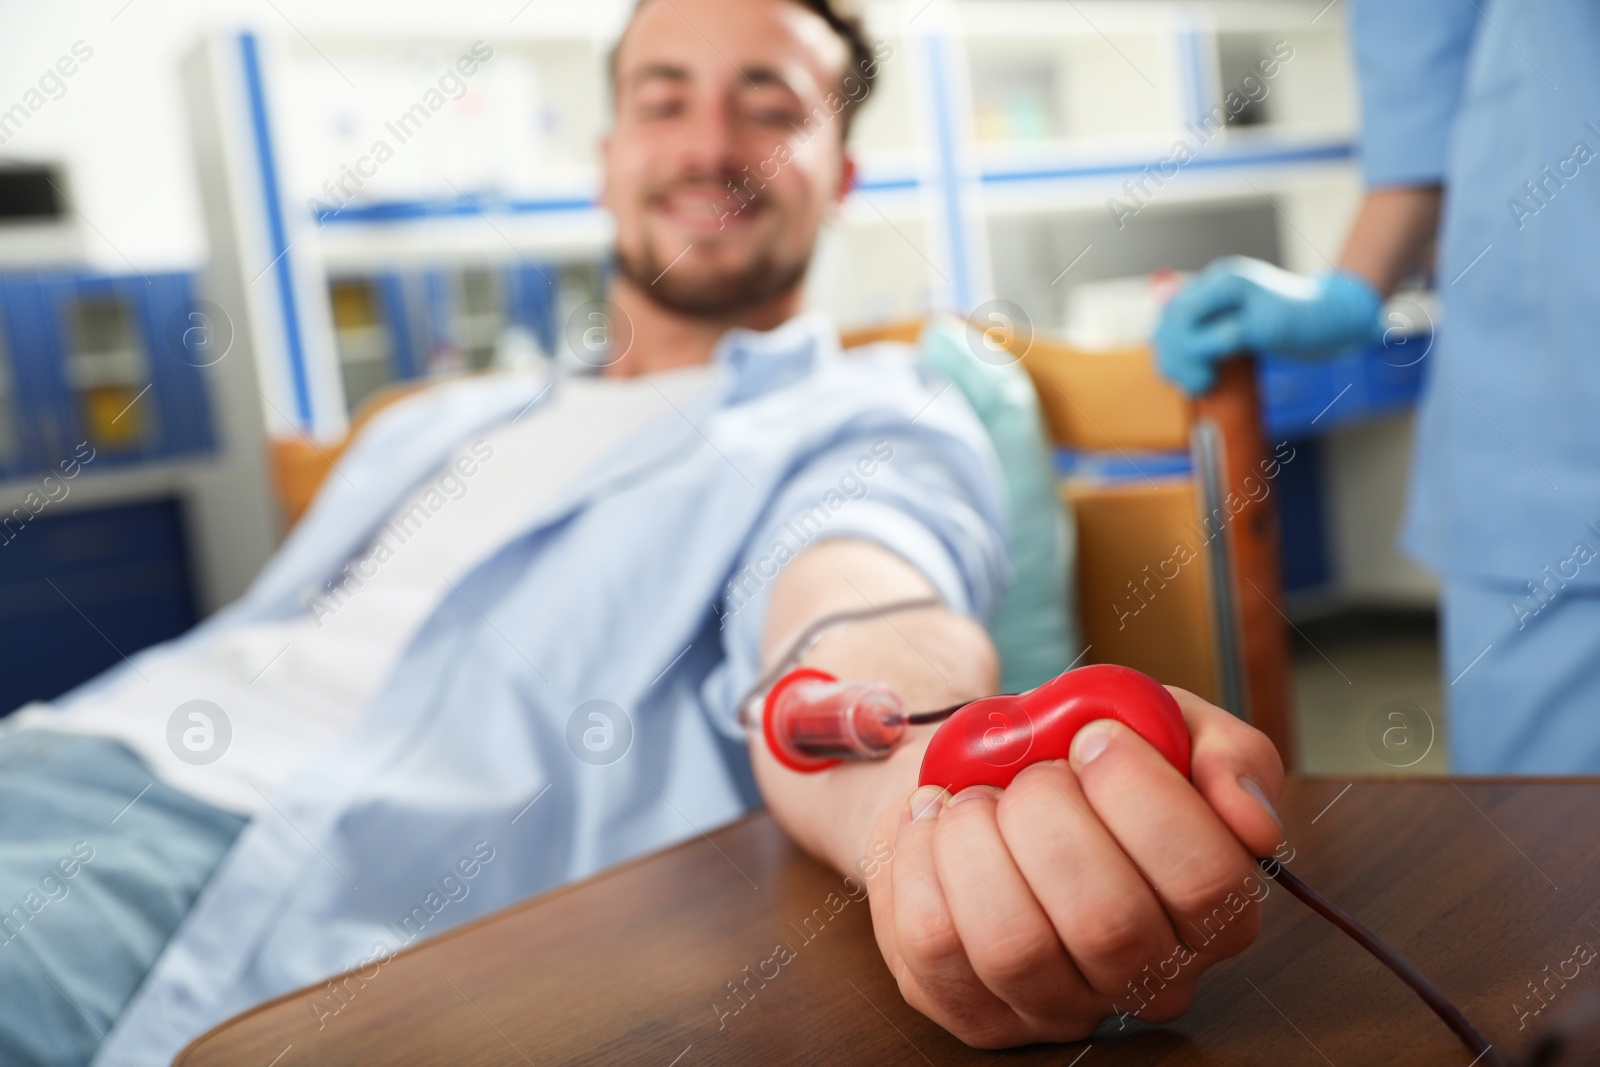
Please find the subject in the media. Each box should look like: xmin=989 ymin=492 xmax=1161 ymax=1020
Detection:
xmin=0 ymin=729 xmax=245 ymax=1066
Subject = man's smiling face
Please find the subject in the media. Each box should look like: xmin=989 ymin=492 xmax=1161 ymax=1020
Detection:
xmin=601 ymin=0 xmax=858 ymax=318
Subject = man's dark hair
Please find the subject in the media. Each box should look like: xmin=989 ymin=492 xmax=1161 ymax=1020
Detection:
xmin=610 ymin=0 xmax=880 ymax=140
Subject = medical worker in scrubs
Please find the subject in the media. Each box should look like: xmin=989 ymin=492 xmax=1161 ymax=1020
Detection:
xmin=1154 ymin=1 xmax=1600 ymax=772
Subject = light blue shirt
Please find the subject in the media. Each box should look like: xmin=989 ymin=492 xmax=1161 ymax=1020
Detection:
xmin=1350 ymin=0 xmax=1600 ymax=585
xmin=89 ymin=311 xmax=1009 ymax=1065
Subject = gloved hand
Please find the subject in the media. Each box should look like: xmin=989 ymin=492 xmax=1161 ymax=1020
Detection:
xmin=1153 ymin=255 xmax=1383 ymax=394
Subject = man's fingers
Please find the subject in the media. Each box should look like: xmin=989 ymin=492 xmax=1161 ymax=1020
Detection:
xmin=995 ymin=759 xmax=1177 ymax=1007
xmin=874 ymin=689 xmax=1286 ymax=1048
xmin=1069 ymin=718 xmax=1265 ymax=963
xmin=890 ymin=786 xmax=1017 ymax=1044
xmin=1167 ymin=686 xmax=1286 ymax=858
xmin=932 ymin=784 xmax=1100 ymax=1039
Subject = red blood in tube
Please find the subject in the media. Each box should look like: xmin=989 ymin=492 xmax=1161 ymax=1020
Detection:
xmin=918 ymin=664 xmax=1190 ymax=791
xmin=763 ymin=668 xmax=906 ymax=772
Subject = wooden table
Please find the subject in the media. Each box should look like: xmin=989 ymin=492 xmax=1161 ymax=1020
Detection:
xmin=177 ymin=779 xmax=1600 ymax=1066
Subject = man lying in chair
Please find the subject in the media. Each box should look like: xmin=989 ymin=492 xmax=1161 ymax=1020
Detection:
xmin=0 ymin=0 xmax=1285 ymax=1063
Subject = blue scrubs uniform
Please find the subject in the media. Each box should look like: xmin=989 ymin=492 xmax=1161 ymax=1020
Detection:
xmin=1351 ymin=0 xmax=1600 ymax=770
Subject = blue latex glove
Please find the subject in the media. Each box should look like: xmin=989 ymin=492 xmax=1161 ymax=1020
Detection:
xmin=1153 ymin=255 xmax=1383 ymax=394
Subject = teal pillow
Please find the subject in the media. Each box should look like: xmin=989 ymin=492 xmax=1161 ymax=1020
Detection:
xmin=918 ymin=317 xmax=1080 ymax=692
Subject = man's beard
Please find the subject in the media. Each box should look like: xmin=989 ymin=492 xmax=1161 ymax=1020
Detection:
xmin=613 ymin=228 xmax=811 ymax=319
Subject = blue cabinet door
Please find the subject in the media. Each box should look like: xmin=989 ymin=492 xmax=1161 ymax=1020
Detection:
xmin=0 ymin=497 xmax=198 ymax=715
xmin=0 ymin=270 xmax=216 ymax=474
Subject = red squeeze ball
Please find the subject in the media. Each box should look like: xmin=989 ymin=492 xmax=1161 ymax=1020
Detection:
xmin=918 ymin=664 xmax=1191 ymax=792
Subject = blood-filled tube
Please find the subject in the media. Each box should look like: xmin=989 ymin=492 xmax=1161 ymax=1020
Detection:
xmin=761 ymin=668 xmax=908 ymax=772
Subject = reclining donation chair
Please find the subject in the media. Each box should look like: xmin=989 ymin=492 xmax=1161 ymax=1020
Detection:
xmin=271 ymin=317 xmax=1294 ymax=768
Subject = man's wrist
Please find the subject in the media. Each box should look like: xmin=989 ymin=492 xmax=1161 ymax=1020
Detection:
xmin=819 ymin=726 xmax=934 ymax=876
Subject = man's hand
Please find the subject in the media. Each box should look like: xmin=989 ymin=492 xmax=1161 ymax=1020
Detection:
xmin=752 ymin=538 xmax=1285 ymax=1047
xmin=861 ymin=686 xmax=1284 ymax=1047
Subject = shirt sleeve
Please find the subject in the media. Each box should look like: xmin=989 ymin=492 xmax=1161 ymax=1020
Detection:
xmin=1348 ymin=0 xmax=1481 ymax=187
xmin=701 ymin=420 xmax=1012 ymax=741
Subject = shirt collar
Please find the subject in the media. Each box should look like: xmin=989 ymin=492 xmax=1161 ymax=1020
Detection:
xmin=559 ymin=309 xmax=841 ymax=403
xmin=711 ymin=310 xmax=841 ymax=404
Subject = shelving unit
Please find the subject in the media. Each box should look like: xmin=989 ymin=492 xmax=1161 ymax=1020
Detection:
xmin=186 ymin=0 xmax=1366 ymax=444
xmin=64 ymin=291 xmax=159 ymax=454
xmin=0 ymin=271 xmax=216 ymax=477
xmin=327 ymin=277 xmax=392 ymax=412
xmin=0 ymin=270 xmax=228 ymax=711
xmin=323 ymin=259 xmax=589 ymax=409
xmin=0 ymin=312 xmax=20 ymax=473
xmin=0 ymin=498 xmax=200 ymax=715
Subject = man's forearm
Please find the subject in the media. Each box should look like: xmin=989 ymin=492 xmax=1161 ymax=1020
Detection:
xmin=1336 ymin=184 xmax=1443 ymax=297
xmin=750 ymin=540 xmax=999 ymax=876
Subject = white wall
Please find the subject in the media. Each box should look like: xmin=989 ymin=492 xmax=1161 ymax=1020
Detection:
xmin=1323 ymin=413 xmax=1440 ymax=608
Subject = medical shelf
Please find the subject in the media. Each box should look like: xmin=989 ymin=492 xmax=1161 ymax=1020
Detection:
xmin=1046 ymin=337 xmax=1430 ymax=483
xmin=324 ymin=258 xmax=587 ymax=411
xmin=0 ymin=271 xmax=216 ymax=479
xmin=0 ymin=304 xmax=21 ymax=473
xmin=1055 ymin=448 xmax=1194 ymax=483
xmin=1259 ymin=339 xmax=1429 ymax=440
xmin=1050 ymin=415 xmax=1336 ymax=597
xmin=0 ymin=496 xmax=199 ymax=713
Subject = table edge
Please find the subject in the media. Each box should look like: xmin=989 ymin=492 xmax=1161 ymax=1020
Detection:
xmin=171 ymin=776 xmax=1600 ymax=1063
